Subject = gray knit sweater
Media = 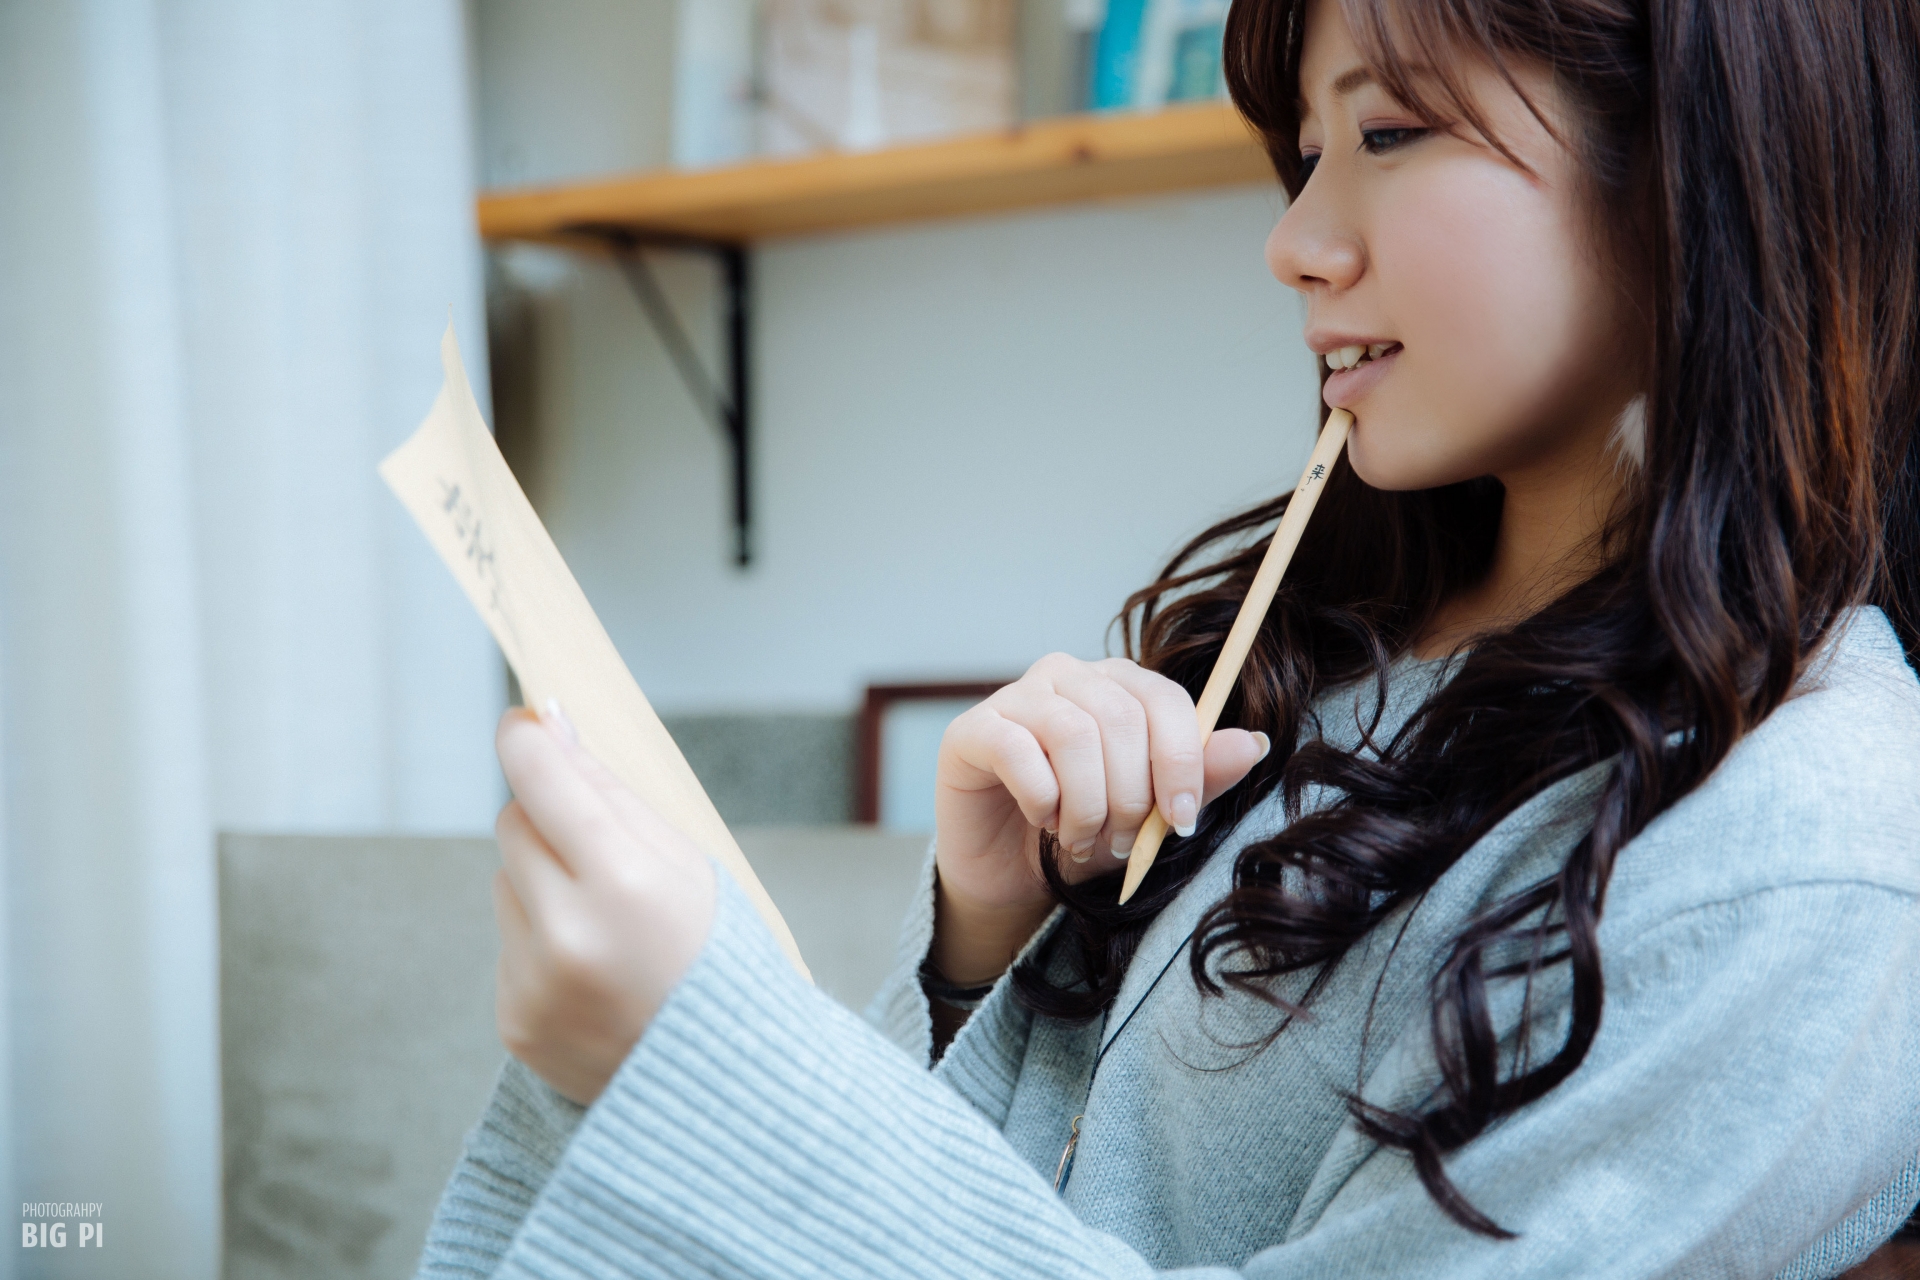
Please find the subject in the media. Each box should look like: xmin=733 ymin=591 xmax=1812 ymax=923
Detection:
xmin=416 ymin=608 xmax=1920 ymax=1279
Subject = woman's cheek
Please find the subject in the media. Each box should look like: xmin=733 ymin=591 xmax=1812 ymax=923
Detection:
xmin=1358 ymin=164 xmax=1583 ymax=485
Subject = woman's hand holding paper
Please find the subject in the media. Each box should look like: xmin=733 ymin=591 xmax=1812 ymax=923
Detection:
xmin=490 ymin=704 xmax=717 ymax=1106
xmin=930 ymin=655 xmax=1269 ymax=986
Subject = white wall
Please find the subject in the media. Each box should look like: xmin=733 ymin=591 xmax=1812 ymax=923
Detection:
xmin=473 ymin=0 xmax=677 ymax=188
xmin=513 ymin=190 xmax=1317 ymax=714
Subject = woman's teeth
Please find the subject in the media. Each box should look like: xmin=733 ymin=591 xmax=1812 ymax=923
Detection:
xmin=1325 ymin=343 xmax=1394 ymax=371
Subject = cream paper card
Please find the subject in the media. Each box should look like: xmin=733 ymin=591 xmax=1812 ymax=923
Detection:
xmin=380 ymin=325 xmax=809 ymax=978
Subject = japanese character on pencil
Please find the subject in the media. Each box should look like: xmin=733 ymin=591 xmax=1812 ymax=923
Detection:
xmin=1308 ymin=464 xmax=1326 ymax=483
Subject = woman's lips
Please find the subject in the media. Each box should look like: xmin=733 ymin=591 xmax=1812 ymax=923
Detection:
xmin=1322 ymin=347 xmax=1399 ymax=410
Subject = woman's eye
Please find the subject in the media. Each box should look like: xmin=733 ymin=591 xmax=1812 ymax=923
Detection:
xmin=1297 ymin=128 xmax=1426 ymax=184
xmin=1359 ymin=127 xmax=1430 ymax=155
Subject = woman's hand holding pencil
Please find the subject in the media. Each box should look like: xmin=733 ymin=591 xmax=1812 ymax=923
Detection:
xmin=928 ymin=410 xmax=1350 ymax=983
xmin=928 ymin=657 xmax=1270 ymax=989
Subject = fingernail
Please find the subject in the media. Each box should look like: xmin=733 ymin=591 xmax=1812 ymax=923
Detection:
xmin=1253 ymin=731 xmax=1272 ymax=762
xmin=1068 ymin=847 xmax=1093 ymax=864
xmin=1109 ymin=831 xmax=1135 ymax=858
xmin=540 ymin=697 xmax=579 ymax=745
xmin=1170 ymin=792 xmax=1198 ymax=838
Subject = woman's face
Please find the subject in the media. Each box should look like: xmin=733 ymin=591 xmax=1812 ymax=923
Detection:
xmin=1270 ymin=0 xmax=1643 ymax=492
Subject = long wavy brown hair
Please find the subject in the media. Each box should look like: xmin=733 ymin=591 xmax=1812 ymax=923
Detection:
xmin=1013 ymin=0 xmax=1920 ymax=1236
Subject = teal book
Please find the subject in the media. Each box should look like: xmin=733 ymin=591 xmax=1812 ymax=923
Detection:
xmin=1137 ymin=0 xmax=1230 ymax=107
xmin=1166 ymin=20 xmax=1226 ymax=101
xmin=1089 ymin=0 xmax=1149 ymax=109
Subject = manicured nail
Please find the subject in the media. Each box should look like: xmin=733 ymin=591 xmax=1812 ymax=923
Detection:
xmin=1253 ymin=731 xmax=1272 ymax=762
xmin=1170 ymin=792 xmax=1198 ymax=838
xmin=540 ymin=697 xmax=579 ymax=745
xmin=1109 ymin=831 xmax=1135 ymax=859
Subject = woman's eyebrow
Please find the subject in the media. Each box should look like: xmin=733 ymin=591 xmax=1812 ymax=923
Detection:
xmin=1332 ymin=66 xmax=1377 ymax=97
xmin=1299 ymin=65 xmax=1378 ymax=120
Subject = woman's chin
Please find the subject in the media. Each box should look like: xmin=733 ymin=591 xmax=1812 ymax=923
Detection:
xmin=1345 ymin=425 xmax=1487 ymax=493
xmin=1345 ymin=435 xmax=1430 ymax=492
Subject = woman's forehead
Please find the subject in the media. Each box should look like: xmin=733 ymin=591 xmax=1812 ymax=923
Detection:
xmin=1295 ymin=0 xmax=1365 ymax=107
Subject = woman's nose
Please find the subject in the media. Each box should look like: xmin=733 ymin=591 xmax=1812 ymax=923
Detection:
xmin=1265 ymin=193 xmax=1364 ymax=297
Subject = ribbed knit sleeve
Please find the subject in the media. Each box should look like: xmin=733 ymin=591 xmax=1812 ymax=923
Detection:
xmin=415 ymin=1055 xmax=585 ymax=1278
xmin=861 ymin=841 xmax=938 ymax=1063
xmin=479 ymin=873 xmax=1152 ymax=1280
xmin=860 ymin=840 xmax=1062 ymax=1129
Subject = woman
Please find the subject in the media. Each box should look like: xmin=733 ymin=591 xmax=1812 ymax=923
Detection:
xmin=419 ymin=0 xmax=1920 ymax=1274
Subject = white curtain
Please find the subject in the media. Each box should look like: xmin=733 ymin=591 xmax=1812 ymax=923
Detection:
xmin=0 ymin=1 xmax=503 ymax=1274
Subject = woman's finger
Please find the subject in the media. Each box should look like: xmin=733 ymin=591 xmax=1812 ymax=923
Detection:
xmin=940 ymin=705 xmax=1062 ymax=831
xmin=492 ymin=865 xmax=533 ymax=939
xmin=491 ymin=866 xmax=537 ymax=970
xmin=1094 ymin=658 xmax=1208 ymax=837
xmin=490 ymin=868 xmax=541 ymax=1056
xmin=1041 ymin=659 xmax=1154 ymax=860
xmin=1202 ymin=729 xmax=1271 ymax=805
xmin=1050 ymin=729 xmax=1267 ymax=878
xmin=1091 ymin=658 xmax=1208 ymax=847
xmin=536 ymin=700 xmax=636 ymax=808
xmin=987 ymin=676 xmax=1109 ymax=852
xmin=495 ymin=798 xmax=575 ymax=920
xmin=532 ymin=701 xmax=706 ymax=876
xmin=495 ymin=709 xmax=627 ymax=879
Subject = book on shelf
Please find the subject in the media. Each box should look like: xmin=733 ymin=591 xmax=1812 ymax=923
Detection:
xmin=669 ymin=0 xmax=1232 ymax=173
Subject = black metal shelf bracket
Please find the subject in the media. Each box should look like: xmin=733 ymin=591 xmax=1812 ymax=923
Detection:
xmin=580 ymin=226 xmax=753 ymax=567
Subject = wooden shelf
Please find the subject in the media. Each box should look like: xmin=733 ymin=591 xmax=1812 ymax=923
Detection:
xmin=477 ymin=102 xmax=1274 ymax=246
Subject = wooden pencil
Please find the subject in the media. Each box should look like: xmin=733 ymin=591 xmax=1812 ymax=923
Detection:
xmin=1117 ymin=408 xmax=1354 ymax=904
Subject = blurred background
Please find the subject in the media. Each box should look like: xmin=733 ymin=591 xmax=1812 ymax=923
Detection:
xmin=0 ymin=1 xmax=1316 ymax=1275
